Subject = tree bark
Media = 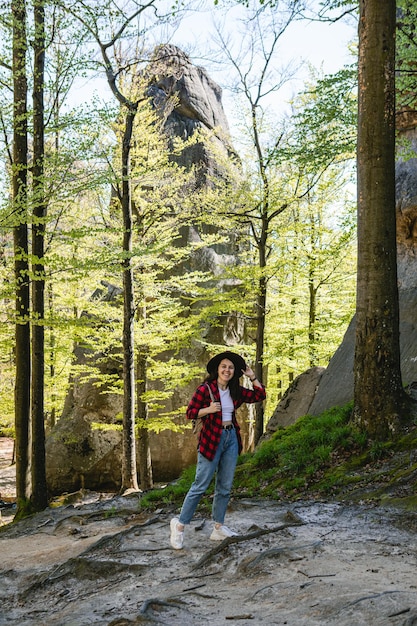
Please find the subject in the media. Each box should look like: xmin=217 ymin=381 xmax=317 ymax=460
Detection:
xmin=12 ymin=0 xmax=31 ymax=511
xmin=308 ymin=278 xmax=318 ymax=367
xmin=136 ymin=346 xmax=153 ymax=490
xmin=254 ymin=272 xmax=266 ymax=445
xmin=253 ymin=105 xmax=269 ymax=446
xmin=353 ymin=0 xmax=410 ymax=438
xmin=121 ymin=107 xmax=139 ymax=492
xmin=31 ymin=0 xmax=48 ymax=511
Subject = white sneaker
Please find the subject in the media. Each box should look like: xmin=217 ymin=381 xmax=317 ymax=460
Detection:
xmin=210 ymin=524 xmax=238 ymax=541
xmin=170 ymin=517 xmax=184 ymax=549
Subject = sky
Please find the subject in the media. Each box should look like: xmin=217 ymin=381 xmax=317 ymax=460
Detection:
xmin=169 ymin=3 xmax=357 ymax=76
xmin=0 ymin=0 xmax=357 ymax=202
xmin=0 ymin=3 xmax=357 ymax=194
xmin=152 ymin=1 xmax=357 ymax=125
xmin=73 ymin=1 xmax=358 ymax=134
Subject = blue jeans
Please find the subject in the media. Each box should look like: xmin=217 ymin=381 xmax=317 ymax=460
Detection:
xmin=179 ymin=428 xmax=239 ymax=526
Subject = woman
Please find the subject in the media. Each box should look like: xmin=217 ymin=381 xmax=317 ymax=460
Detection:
xmin=170 ymin=351 xmax=266 ymax=549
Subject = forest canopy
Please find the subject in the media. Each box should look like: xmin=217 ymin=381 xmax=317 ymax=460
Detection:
xmin=3 ymin=0 xmax=417 ymax=513
xmin=0 ymin=0 xmax=359 ymax=437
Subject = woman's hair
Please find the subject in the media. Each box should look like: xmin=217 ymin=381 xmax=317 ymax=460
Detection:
xmin=205 ymin=371 xmax=240 ymax=401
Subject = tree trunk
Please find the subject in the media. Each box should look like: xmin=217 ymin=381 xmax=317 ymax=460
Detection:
xmin=308 ymin=279 xmax=317 ymax=367
xmin=254 ymin=245 xmax=267 ymax=445
xmin=308 ymin=200 xmax=318 ymax=367
xmin=136 ymin=347 xmax=153 ymax=490
xmin=12 ymin=0 xmax=31 ymax=512
xmin=48 ymin=283 xmax=56 ymax=429
xmin=31 ymin=0 xmax=48 ymax=511
xmin=121 ymin=107 xmax=139 ymax=492
xmin=353 ymin=0 xmax=410 ymax=438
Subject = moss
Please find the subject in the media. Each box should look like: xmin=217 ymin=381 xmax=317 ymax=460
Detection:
xmin=91 ymin=422 xmax=122 ymax=432
xmin=379 ymin=494 xmax=417 ymax=509
xmin=396 ymin=430 xmax=417 ymax=450
xmin=13 ymin=497 xmax=35 ymax=521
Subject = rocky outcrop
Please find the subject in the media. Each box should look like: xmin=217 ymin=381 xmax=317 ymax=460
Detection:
xmin=46 ymin=47 xmax=251 ymax=495
xmin=305 ymin=125 xmax=417 ymax=417
xmin=308 ymin=283 xmax=417 ymax=417
xmin=45 ymin=359 xmax=196 ymax=495
xmin=147 ymin=44 xmax=237 ymax=184
xmin=257 ymin=367 xmax=325 ymax=445
xmin=148 ymin=44 xmax=241 ymax=280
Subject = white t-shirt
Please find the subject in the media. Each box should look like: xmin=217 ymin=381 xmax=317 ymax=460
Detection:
xmin=219 ymin=387 xmax=234 ymax=423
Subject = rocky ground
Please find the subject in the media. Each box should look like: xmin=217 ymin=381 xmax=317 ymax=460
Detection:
xmin=1 ymin=438 xmax=417 ymax=626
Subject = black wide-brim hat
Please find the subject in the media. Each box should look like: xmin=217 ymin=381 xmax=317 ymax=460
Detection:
xmin=206 ymin=351 xmax=246 ymax=377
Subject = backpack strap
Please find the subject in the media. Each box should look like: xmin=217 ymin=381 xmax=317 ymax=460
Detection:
xmin=205 ymin=382 xmax=215 ymax=403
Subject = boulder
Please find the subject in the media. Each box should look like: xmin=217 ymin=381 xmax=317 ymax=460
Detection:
xmin=258 ymin=367 xmax=325 ymax=445
xmin=45 ymin=376 xmax=197 ymax=495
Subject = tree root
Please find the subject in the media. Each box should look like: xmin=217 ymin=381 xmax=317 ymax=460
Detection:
xmin=342 ymin=589 xmax=401 ymax=609
xmin=191 ymin=520 xmax=303 ymax=570
xmin=240 ymin=539 xmax=322 ymax=572
xmin=139 ymin=597 xmax=188 ymax=615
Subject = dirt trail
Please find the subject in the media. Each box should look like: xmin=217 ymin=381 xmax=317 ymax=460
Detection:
xmin=0 ymin=437 xmax=14 ymax=476
xmin=1 ymin=491 xmax=417 ymax=624
xmin=1 ymin=439 xmax=417 ymax=625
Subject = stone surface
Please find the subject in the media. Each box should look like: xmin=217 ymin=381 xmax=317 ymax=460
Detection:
xmin=258 ymin=367 xmax=325 ymax=444
xmin=1 ymin=492 xmax=417 ymax=626
xmin=148 ymin=44 xmax=236 ymax=184
xmin=45 ymin=342 xmax=202 ymax=494
xmin=306 ymin=127 xmax=417 ymax=417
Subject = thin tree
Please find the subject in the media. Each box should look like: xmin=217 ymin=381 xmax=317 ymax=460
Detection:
xmin=353 ymin=0 xmax=411 ymax=437
xmin=213 ymin=2 xmax=301 ymax=443
xmin=120 ymin=99 xmax=139 ymax=491
xmin=12 ymin=0 xmax=31 ymax=515
xmin=31 ymin=0 xmax=48 ymax=511
xmin=136 ymin=341 xmax=152 ymax=490
xmin=64 ymin=0 xmax=161 ymax=492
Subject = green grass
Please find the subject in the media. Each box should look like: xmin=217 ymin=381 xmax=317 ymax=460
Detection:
xmin=138 ymin=401 xmax=417 ymax=510
xmin=232 ymin=404 xmax=367 ymax=497
xmin=140 ymin=402 xmax=364 ymax=508
xmin=140 ymin=464 xmax=205 ymax=510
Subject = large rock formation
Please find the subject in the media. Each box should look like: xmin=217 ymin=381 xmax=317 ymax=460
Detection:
xmin=147 ymin=44 xmax=241 ymax=277
xmin=46 ymin=46 xmax=252 ymax=495
xmin=306 ymin=120 xmax=417 ymax=416
xmin=257 ymin=116 xmax=417 ymax=432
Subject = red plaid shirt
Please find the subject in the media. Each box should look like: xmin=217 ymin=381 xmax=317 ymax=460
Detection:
xmin=186 ymin=379 xmax=266 ymax=461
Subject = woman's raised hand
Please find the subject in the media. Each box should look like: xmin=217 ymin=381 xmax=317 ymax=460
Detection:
xmin=242 ymin=365 xmax=255 ymax=379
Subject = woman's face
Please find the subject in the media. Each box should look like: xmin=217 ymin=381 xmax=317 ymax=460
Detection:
xmin=217 ymin=358 xmax=235 ymax=386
